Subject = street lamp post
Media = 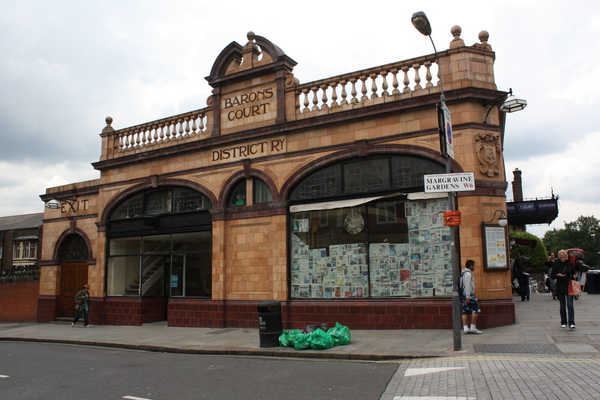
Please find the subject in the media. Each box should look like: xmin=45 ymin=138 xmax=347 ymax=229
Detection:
xmin=412 ymin=11 xmax=462 ymax=351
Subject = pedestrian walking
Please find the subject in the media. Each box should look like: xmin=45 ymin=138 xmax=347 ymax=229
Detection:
xmin=545 ymin=252 xmax=557 ymax=299
xmin=513 ymin=250 xmax=532 ymax=301
xmin=459 ymin=259 xmax=482 ymax=334
xmin=551 ymin=250 xmax=578 ymax=329
xmin=72 ymin=284 xmax=91 ymax=328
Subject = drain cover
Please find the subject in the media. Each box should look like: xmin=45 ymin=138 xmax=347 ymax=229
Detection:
xmin=474 ymin=343 xmax=561 ymax=354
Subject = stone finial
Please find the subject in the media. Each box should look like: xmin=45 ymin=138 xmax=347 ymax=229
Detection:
xmin=478 ymin=30 xmax=492 ymax=49
xmin=247 ymin=31 xmax=255 ymax=41
xmin=449 ymin=25 xmax=465 ymax=49
xmin=102 ymin=116 xmax=114 ymax=133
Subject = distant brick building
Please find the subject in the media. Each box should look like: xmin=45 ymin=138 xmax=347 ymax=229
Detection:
xmin=38 ymin=28 xmax=516 ymax=329
xmin=0 ymin=213 xmax=43 ymax=321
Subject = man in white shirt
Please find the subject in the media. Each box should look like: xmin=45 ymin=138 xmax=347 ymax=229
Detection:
xmin=460 ymin=260 xmax=482 ymax=334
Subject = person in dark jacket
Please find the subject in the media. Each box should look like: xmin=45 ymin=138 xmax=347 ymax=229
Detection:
xmin=551 ymin=250 xmax=578 ymax=329
xmin=513 ymin=250 xmax=532 ymax=301
xmin=71 ymin=284 xmax=91 ymax=328
xmin=545 ymin=252 xmax=557 ymax=299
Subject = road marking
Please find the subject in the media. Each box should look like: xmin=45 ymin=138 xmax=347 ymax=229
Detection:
xmin=0 ymin=375 xmax=9 ymax=378
xmin=123 ymin=396 xmax=153 ymax=400
xmin=404 ymin=367 xmax=466 ymax=377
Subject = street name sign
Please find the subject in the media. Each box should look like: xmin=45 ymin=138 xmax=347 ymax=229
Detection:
xmin=424 ymin=172 xmax=475 ymax=193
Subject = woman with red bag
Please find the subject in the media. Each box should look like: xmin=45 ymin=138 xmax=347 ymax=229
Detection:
xmin=551 ymin=250 xmax=578 ymax=330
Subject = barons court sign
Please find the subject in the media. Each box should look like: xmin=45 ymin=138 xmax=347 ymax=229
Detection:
xmin=221 ymin=86 xmax=275 ymax=129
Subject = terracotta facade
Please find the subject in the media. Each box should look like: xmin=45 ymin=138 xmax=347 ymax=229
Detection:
xmin=39 ymin=29 xmax=515 ymax=329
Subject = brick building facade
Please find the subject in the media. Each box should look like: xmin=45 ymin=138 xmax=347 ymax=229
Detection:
xmin=38 ymin=29 xmax=516 ymax=329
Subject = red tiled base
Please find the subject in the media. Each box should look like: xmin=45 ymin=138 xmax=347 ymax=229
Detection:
xmin=33 ymin=296 xmax=515 ymax=329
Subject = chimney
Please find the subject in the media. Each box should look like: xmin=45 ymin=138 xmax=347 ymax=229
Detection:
xmin=512 ymin=168 xmax=523 ymax=202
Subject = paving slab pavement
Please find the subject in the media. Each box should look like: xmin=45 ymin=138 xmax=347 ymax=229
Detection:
xmin=1 ymin=292 xmax=599 ymax=360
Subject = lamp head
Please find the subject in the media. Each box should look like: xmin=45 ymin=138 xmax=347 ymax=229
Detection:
xmin=412 ymin=11 xmax=432 ymax=36
xmin=500 ymin=88 xmax=527 ymax=113
xmin=498 ymin=213 xmax=508 ymax=227
xmin=45 ymin=199 xmax=62 ymax=209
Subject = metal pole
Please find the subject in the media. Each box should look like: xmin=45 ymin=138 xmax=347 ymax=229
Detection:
xmin=446 ymin=155 xmax=461 ymax=351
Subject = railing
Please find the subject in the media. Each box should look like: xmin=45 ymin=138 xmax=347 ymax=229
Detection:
xmin=114 ymin=108 xmax=211 ymax=151
xmin=0 ymin=265 xmax=40 ymax=281
xmin=294 ymin=55 xmax=439 ymax=114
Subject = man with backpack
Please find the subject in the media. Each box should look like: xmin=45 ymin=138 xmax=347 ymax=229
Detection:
xmin=513 ymin=250 xmax=533 ymax=301
xmin=459 ymin=259 xmax=482 ymax=334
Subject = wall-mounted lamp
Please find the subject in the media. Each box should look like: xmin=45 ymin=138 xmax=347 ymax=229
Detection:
xmin=484 ymin=209 xmax=508 ymax=227
xmin=483 ymin=88 xmax=527 ymax=123
xmin=45 ymin=197 xmax=77 ymax=211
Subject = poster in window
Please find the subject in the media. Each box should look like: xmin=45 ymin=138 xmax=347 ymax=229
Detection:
xmin=481 ymin=224 xmax=509 ymax=270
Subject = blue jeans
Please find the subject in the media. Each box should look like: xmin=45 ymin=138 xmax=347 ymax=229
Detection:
xmin=73 ymin=306 xmax=89 ymax=326
xmin=557 ymin=293 xmax=575 ymax=326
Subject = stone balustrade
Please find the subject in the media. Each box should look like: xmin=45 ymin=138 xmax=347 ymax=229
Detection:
xmin=293 ymin=55 xmax=439 ymax=115
xmin=110 ymin=108 xmax=211 ymax=153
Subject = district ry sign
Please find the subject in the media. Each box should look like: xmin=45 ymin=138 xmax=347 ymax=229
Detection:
xmin=424 ymin=172 xmax=476 ymax=193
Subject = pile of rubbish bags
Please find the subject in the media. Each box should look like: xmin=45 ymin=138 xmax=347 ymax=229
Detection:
xmin=279 ymin=322 xmax=351 ymax=350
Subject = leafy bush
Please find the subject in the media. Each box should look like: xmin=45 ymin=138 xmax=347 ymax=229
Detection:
xmin=509 ymin=230 xmax=547 ymax=273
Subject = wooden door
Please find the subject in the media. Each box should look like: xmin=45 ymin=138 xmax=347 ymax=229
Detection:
xmin=59 ymin=263 xmax=88 ymax=317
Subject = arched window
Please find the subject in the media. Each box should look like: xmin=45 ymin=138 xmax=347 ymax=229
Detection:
xmin=111 ymin=187 xmax=212 ymax=220
xmin=253 ymin=178 xmax=272 ymax=204
xmin=228 ymin=180 xmax=246 ymax=207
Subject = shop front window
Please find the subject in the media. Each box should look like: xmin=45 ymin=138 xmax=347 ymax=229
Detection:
xmin=289 ymin=196 xmax=452 ymax=299
xmin=107 ymin=232 xmax=211 ymax=297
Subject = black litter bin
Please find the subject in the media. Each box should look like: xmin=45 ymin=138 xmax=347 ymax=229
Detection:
xmin=586 ymin=271 xmax=600 ymax=294
xmin=257 ymin=300 xmax=282 ymax=347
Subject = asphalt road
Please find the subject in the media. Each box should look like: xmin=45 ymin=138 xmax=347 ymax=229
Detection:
xmin=0 ymin=342 xmax=397 ymax=400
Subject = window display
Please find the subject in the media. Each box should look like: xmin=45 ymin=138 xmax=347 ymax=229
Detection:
xmin=290 ymin=197 xmax=452 ymax=298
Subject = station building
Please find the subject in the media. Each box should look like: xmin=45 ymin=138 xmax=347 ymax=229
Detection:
xmin=38 ymin=28 xmax=516 ymax=329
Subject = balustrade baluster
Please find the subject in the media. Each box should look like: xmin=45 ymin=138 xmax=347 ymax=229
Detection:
xmin=311 ymin=87 xmax=319 ymax=111
xmin=178 ymin=119 xmax=184 ymax=137
xmin=330 ymin=81 xmax=339 ymax=108
xmin=370 ymin=73 xmax=378 ymax=99
xmin=340 ymin=80 xmax=348 ymax=105
xmin=413 ymin=64 xmax=422 ymax=90
xmin=127 ymin=132 xmax=132 ymax=148
xmin=320 ymin=84 xmax=329 ymax=110
xmin=360 ymin=76 xmax=368 ymax=102
xmin=198 ymin=114 xmax=205 ymax=133
xmin=350 ymin=78 xmax=358 ymax=104
xmin=381 ymin=71 xmax=389 ymax=96
xmin=160 ymin=125 xmax=165 ymax=141
xmin=166 ymin=123 xmax=173 ymax=140
xmin=118 ymin=133 xmax=124 ymax=150
xmin=302 ymin=88 xmax=310 ymax=112
xmin=191 ymin=116 xmax=198 ymax=134
xmin=391 ymin=69 xmax=400 ymax=95
xmin=135 ymin=130 xmax=141 ymax=146
xmin=424 ymin=61 xmax=433 ymax=88
xmin=184 ymin=117 xmax=191 ymax=135
xmin=402 ymin=66 xmax=411 ymax=93
xmin=152 ymin=126 xmax=158 ymax=142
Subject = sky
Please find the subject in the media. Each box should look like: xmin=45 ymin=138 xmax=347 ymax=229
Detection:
xmin=1 ymin=0 xmax=599 ymax=239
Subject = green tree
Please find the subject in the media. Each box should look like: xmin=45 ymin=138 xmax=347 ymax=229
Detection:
xmin=543 ymin=216 xmax=600 ymax=268
xmin=509 ymin=230 xmax=547 ymax=273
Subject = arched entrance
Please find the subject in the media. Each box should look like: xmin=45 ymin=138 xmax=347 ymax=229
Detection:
xmin=58 ymin=235 xmax=89 ymax=317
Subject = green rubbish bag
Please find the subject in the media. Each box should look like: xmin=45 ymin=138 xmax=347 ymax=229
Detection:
xmin=310 ymin=328 xmax=335 ymax=350
xmin=327 ymin=322 xmax=351 ymax=345
xmin=292 ymin=332 xmax=312 ymax=350
xmin=280 ymin=329 xmax=303 ymax=348
xmin=278 ymin=331 xmax=291 ymax=347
